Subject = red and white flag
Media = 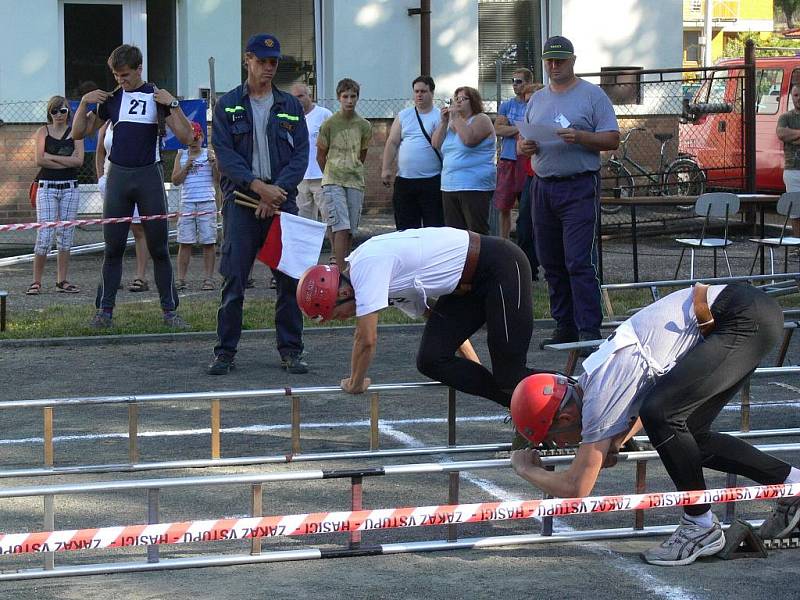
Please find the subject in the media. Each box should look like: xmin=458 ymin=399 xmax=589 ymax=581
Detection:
xmin=257 ymin=212 xmax=327 ymax=279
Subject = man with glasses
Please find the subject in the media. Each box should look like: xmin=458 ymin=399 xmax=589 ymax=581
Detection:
xmin=517 ymin=36 xmax=619 ymax=352
xmin=494 ymin=68 xmax=534 ymax=241
xmin=381 ymin=76 xmax=444 ymax=230
xmin=207 ymin=33 xmax=310 ymax=376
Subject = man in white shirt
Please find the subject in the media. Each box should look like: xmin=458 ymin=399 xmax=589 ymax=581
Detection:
xmin=509 ymin=283 xmax=800 ymax=567
xmin=296 ymin=228 xmax=537 ymax=406
xmin=291 ymin=83 xmax=332 ymax=221
xmin=381 ymin=76 xmax=444 ymax=230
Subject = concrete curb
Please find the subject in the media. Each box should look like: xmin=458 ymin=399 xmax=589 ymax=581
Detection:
xmin=0 ymin=319 xmax=559 ymax=348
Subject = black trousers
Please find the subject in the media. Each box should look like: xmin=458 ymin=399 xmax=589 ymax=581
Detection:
xmin=417 ymin=236 xmax=534 ymax=407
xmin=96 ymin=163 xmax=177 ymax=311
xmin=639 ymin=284 xmax=791 ymax=515
xmin=392 ymin=175 xmax=444 ymax=230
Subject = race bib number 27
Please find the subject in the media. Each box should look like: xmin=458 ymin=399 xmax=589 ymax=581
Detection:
xmin=119 ymin=91 xmax=158 ymax=125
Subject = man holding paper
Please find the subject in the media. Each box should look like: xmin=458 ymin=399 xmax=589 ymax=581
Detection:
xmin=517 ymin=36 xmax=619 ymax=353
xmin=208 ymin=33 xmax=310 ymax=376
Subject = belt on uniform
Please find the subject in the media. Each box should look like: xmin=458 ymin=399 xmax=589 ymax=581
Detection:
xmin=454 ymin=231 xmax=481 ymax=295
xmin=39 ymin=181 xmax=78 ymax=190
xmin=537 ymin=170 xmax=596 ymax=182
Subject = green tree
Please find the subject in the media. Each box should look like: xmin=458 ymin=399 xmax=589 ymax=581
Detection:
xmin=723 ymin=32 xmax=800 ymax=59
xmin=776 ymin=0 xmax=800 ymax=28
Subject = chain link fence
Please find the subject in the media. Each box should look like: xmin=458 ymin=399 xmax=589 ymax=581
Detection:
xmin=0 ymin=68 xmax=760 ymax=253
xmin=573 ymin=65 xmax=747 ymax=232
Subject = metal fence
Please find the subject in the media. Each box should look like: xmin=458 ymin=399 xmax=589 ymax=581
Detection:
xmin=574 ymin=65 xmax=748 ymax=229
xmin=0 ymin=55 xmax=765 ymax=249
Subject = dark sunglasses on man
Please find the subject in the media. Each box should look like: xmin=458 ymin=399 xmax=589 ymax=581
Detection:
xmin=50 ymin=107 xmax=69 ymax=115
xmin=511 ymin=78 xmax=525 ymax=85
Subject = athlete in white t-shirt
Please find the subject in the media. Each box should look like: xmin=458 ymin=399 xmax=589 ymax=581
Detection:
xmin=297 ymin=227 xmax=538 ymax=407
xmin=509 ymin=283 xmax=800 ymax=567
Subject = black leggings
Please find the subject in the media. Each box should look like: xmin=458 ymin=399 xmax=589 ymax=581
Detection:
xmin=417 ymin=236 xmax=534 ymax=407
xmin=639 ymin=284 xmax=790 ymax=515
xmin=95 ymin=163 xmax=178 ymax=311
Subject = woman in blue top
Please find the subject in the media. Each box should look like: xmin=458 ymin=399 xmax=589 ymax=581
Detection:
xmin=432 ymin=86 xmax=496 ymax=234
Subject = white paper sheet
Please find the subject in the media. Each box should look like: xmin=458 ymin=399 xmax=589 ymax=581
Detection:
xmin=516 ymin=121 xmax=563 ymax=143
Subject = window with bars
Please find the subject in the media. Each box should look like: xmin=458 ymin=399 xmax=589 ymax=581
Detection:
xmin=477 ymin=0 xmax=541 ymax=106
xmin=241 ymin=0 xmax=317 ymax=93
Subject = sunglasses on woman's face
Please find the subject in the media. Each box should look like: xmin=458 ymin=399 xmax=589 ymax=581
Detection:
xmin=50 ymin=107 xmax=69 ymax=116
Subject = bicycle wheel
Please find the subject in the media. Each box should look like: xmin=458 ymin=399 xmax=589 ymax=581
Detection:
xmin=600 ymin=162 xmax=634 ymax=215
xmin=664 ymin=158 xmax=706 ymax=210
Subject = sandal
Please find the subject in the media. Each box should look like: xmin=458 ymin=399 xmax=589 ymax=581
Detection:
xmin=176 ymin=279 xmax=188 ymax=291
xmin=201 ymin=278 xmax=216 ymax=291
xmin=128 ymin=278 xmax=149 ymax=292
xmin=26 ymin=281 xmax=41 ymax=295
xmin=56 ymin=280 xmax=80 ymax=293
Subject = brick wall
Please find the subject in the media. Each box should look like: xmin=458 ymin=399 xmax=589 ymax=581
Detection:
xmin=0 ymin=118 xmax=396 ymax=225
xmin=0 ymin=124 xmax=38 ymax=224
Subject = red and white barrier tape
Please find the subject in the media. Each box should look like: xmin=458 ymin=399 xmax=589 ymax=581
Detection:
xmin=1 ymin=482 xmax=797 ymax=556
xmin=0 ymin=210 xmax=218 ymax=232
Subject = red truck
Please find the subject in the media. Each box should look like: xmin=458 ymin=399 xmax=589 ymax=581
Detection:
xmin=679 ymin=56 xmax=800 ymax=192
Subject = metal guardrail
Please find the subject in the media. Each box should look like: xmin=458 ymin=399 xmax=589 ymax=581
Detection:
xmin=2 ymin=443 xmax=799 ymax=580
xmin=2 ymin=382 xmax=453 ymax=474
xmin=600 ymin=272 xmax=800 ymax=318
xmin=4 ymin=371 xmax=799 ymax=478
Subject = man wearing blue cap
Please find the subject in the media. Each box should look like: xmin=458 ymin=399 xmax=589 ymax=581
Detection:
xmin=517 ymin=36 xmax=619 ymax=355
xmin=208 ymin=33 xmax=310 ymax=375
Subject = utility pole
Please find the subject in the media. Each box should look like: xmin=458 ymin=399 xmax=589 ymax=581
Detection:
xmin=703 ymin=0 xmax=714 ymax=67
xmin=408 ymin=0 xmax=432 ymax=76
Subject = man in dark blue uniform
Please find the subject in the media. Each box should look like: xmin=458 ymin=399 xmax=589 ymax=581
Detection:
xmin=207 ymin=33 xmax=309 ymax=375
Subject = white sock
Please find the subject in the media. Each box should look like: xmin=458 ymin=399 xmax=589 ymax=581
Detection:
xmin=784 ymin=466 xmax=800 ymax=485
xmin=683 ymin=509 xmax=713 ymax=528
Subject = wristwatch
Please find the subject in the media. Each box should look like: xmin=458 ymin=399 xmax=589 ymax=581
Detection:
xmin=169 ymin=99 xmax=180 ymax=109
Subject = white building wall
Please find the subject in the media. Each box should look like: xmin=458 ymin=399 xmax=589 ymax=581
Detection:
xmin=320 ymin=0 xmax=478 ymax=114
xmin=0 ymin=1 xmax=60 ymax=105
xmin=179 ymin=0 xmax=242 ymax=98
xmin=557 ymin=0 xmax=682 ymax=71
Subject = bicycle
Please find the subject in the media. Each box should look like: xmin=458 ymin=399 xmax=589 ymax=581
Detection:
xmin=600 ymin=127 xmax=706 ymax=214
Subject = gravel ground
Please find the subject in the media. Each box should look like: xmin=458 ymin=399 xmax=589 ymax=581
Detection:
xmin=0 ymin=226 xmax=798 ymax=599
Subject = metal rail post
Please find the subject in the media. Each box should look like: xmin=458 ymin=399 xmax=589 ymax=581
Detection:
xmin=291 ymin=396 xmax=301 ymax=456
xmin=350 ymin=476 xmax=363 ymax=548
xmin=370 ymin=393 xmax=380 ymax=450
xmin=634 ymin=461 xmax=647 ymax=530
xmin=128 ymin=403 xmax=139 ymax=464
xmin=211 ymin=399 xmax=221 ymax=459
xmin=147 ymin=488 xmax=160 ymax=563
xmin=43 ymin=407 xmax=54 ymax=467
xmin=250 ymin=484 xmax=263 ymax=555
xmin=43 ymin=495 xmax=54 ymax=570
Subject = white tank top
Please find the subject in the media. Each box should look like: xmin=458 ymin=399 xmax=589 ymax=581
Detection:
xmin=103 ymin=122 xmax=113 ymax=174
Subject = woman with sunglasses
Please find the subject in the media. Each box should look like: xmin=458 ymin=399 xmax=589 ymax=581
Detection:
xmin=431 ymin=86 xmax=496 ymax=235
xmin=27 ymin=96 xmax=84 ymax=295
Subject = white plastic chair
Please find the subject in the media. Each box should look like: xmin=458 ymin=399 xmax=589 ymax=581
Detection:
xmin=674 ymin=192 xmax=740 ymax=279
xmin=748 ymin=191 xmax=800 ymax=275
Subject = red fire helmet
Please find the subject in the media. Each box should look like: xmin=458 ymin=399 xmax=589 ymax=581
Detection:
xmin=296 ymin=264 xmax=341 ymax=322
xmin=510 ymin=373 xmax=579 ymax=445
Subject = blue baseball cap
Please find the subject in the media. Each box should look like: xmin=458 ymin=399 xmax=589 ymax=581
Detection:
xmin=542 ymin=36 xmax=574 ymax=60
xmin=245 ymin=34 xmax=281 ymax=59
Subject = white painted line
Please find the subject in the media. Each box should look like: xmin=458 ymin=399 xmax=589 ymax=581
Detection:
xmin=2 ymin=397 xmax=798 ymax=447
xmin=0 ymin=414 xmax=507 ymax=447
xmin=379 ymin=425 xmax=701 ymax=600
xmin=769 ymin=381 xmax=800 ymax=395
